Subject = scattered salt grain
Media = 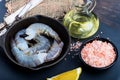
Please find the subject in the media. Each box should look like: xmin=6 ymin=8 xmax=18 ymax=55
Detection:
xmin=96 ymin=34 xmax=100 ymax=38
xmin=70 ymin=41 xmax=82 ymax=52
xmin=68 ymin=53 xmax=71 ymax=55
xmin=64 ymin=58 xmax=67 ymax=61
xmin=107 ymin=37 xmax=110 ymax=40
xmin=101 ymin=31 xmax=103 ymax=34
xmin=68 ymin=41 xmax=82 ymax=59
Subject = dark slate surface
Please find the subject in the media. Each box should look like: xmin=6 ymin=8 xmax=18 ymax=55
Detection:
xmin=0 ymin=0 xmax=120 ymax=80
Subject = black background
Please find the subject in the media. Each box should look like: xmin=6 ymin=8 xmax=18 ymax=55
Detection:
xmin=0 ymin=0 xmax=120 ymax=80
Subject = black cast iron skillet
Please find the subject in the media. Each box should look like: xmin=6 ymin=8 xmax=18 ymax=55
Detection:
xmin=0 ymin=15 xmax=70 ymax=70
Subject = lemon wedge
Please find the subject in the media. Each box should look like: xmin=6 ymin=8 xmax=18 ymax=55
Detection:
xmin=47 ymin=67 xmax=82 ymax=80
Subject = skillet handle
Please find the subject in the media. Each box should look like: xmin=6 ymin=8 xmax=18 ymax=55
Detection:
xmin=0 ymin=34 xmax=5 ymax=48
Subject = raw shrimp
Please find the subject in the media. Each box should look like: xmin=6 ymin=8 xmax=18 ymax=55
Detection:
xmin=23 ymin=35 xmax=51 ymax=55
xmin=11 ymin=39 xmax=64 ymax=67
xmin=11 ymin=40 xmax=47 ymax=67
xmin=25 ymin=23 xmax=61 ymax=41
xmin=15 ymin=29 xmax=50 ymax=55
xmin=15 ymin=29 xmax=29 ymax=51
xmin=11 ymin=23 xmax=64 ymax=68
xmin=45 ymin=40 xmax=64 ymax=62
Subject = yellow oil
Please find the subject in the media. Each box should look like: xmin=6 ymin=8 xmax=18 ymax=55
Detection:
xmin=63 ymin=9 xmax=99 ymax=39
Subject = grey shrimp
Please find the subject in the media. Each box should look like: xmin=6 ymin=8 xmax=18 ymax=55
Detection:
xmin=11 ymin=40 xmax=47 ymax=68
xmin=25 ymin=23 xmax=61 ymax=41
xmin=45 ymin=40 xmax=64 ymax=62
xmin=24 ymin=35 xmax=51 ymax=55
xmin=15 ymin=29 xmax=29 ymax=51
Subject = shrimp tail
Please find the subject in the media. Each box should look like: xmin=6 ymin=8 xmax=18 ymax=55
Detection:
xmin=45 ymin=40 xmax=64 ymax=62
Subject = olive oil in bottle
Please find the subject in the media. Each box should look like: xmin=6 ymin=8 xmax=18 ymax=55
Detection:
xmin=63 ymin=0 xmax=99 ymax=39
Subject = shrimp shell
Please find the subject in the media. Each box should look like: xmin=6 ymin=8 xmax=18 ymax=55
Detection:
xmin=45 ymin=40 xmax=64 ymax=62
xmin=25 ymin=23 xmax=61 ymax=41
xmin=23 ymin=35 xmax=50 ymax=55
xmin=11 ymin=40 xmax=47 ymax=67
xmin=11 ymin=23 xmax=64 ymax=68
xmin=15 ymin=29 xmax=29 ymax=51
